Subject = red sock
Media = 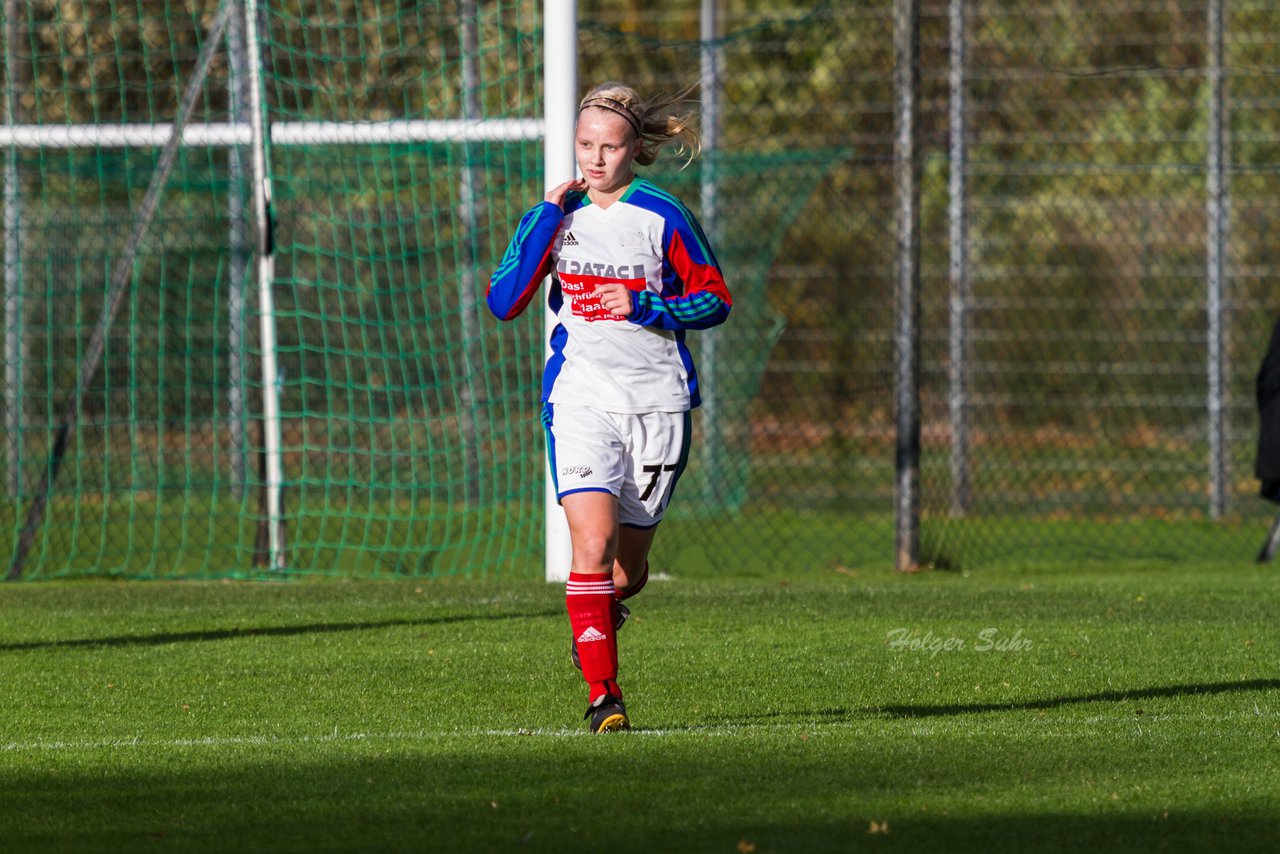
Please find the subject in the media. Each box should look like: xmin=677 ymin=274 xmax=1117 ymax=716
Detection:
xmin=566 ymin=572 xmax=621 ymax=702
xmin=616 ymin=560 xmax=649 ymax=602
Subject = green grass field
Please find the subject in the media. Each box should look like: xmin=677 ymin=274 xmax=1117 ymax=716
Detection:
xmin=2 ymin=561 xmax=1278 ymax=852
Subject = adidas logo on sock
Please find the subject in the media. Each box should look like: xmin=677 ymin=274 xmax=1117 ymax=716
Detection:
xmin=576 ymin=626 xmax=606 ymax=643
xmin=562 ymin=231 xmax=578 ymax=246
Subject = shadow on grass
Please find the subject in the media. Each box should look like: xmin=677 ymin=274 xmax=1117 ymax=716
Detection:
xmin=690 ymin=678 xmax=1280 ymax=728
xmin=1 ymin=750 xmax=1272 ymax=853
xmin=0 ymin=609 xmax=562 ymax=653
xmin=876 ymin=678 xmax=1280 ymax=718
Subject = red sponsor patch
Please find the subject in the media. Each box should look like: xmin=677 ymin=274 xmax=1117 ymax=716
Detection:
xmin=560 ymin=274 xmax=644 ymax=322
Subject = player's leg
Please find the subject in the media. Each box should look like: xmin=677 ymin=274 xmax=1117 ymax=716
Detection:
xmin=545 ymin=403 xmax=630 ymax=731
xmin=562 ymin=491 xmax=628 ymax=731
xmin=568 ymin=522 xmax=639 ymax=674
xmin=612 ymin=409 xmax=692 ymax=600
xmin=613 ymin=523 xmax=655 ymax=600
xmin=570 ymin=522 xmax=642 ymax=673
xmin=563 ymin=489 xmax=618 ymax=574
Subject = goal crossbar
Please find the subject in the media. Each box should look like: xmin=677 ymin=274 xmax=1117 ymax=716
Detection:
xmin=0 ymin=119 xmax=544 ymax=149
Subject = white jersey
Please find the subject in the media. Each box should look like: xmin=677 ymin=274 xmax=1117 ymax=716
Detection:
xmin=487 ymin=178 xmax=731 ymax=414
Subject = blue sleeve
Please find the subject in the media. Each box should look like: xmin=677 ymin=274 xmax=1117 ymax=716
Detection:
xmin=628 ymin=289 xmax=731 ymax=331
xmin=486 ymin=202 xmax=563 ymax=321
xmin=625 ymin=208 xmax=732 ymax=331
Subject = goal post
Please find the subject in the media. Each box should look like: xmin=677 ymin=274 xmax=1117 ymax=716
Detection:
xmin=542 ymin=0 xmax=577 ymax=584
xmin=241 ymin=0 xmax=285 ymax=570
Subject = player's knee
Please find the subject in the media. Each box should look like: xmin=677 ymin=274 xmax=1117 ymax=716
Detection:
xmin=572 ymin=530 xmax=616 ymax=573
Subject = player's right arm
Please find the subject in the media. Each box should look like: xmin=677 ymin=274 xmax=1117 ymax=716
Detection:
xmin=488 ymin=181 xmax=586 ymax=321
xmin=486 ymin=202 xmax=564 ymax=321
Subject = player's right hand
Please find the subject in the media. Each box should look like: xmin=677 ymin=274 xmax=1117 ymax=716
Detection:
xmin=545 ymin=179 xmax=587 ymax=209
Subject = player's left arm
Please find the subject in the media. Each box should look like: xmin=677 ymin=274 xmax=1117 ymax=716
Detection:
xmin=626 ymin=212 xmax=731 ymax=331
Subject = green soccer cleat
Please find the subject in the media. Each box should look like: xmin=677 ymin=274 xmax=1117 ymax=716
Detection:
xmin=571 ymin=602 xmax=629 ymax=671
xmin=585 ymin=693 xmax=630 ymax=734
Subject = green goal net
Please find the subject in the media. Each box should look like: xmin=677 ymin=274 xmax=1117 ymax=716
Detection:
xmin=1 ymin=0 xmax=550 ymax=579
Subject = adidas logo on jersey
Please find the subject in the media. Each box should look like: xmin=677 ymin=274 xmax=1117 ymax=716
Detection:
xmin=576 ymin=626 xmax=606 ymax=643
xmin=561 ymin=230 xmax=579 ymax=246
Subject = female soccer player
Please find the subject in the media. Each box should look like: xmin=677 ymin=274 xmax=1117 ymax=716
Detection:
xmin=487 ymin=82 xmax=731 ymax=733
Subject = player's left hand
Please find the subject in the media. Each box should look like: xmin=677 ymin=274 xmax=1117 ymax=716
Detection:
xmin=593 ymin=282 xmax=634 ymax=318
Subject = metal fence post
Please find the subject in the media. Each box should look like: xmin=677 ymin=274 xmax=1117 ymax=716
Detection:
xmin=1206 ymin=0 xmax=1228 ymax=520
xmin=227 ymin=0 xmax=250 ymax=499
xmin=458 ymin=0 xmax=483 ymax=504
xmin=3 ymin=0 xmax=23 ymax=499
xmin=948 ymin=0 xmax=970 ymax=518
xmin=700 ymin=0 xmax=723 ymax=507
xmin=894 ymin=0 xmax=922 ymax=571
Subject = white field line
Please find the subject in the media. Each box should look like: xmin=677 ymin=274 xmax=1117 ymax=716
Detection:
xmin=2 ymin=724 xmax=783 ymax=751
xmin=0 ymin=728 xmax=665 ymax=751
xmin=3 ymin=709 xmax=1278 ymax=752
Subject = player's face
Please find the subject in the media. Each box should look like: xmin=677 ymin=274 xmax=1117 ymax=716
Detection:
xmin=575 ymin=108 xmax=639 ymax=202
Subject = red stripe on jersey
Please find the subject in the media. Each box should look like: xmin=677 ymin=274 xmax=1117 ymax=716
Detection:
xmin=559 ymin=273 xmax=645 ymax=322
xmin=501 ymin=243 xmax=555 ymax=320
xmin=667 ymin=229 xmax=731 ymax=305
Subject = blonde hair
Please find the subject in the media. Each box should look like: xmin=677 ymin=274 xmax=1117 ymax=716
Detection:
xmin=578 ymin=82 xmax=701 ymax=167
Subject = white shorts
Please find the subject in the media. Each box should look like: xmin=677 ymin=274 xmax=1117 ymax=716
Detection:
xmin=542 ymin=403 xmax=692 ymax=528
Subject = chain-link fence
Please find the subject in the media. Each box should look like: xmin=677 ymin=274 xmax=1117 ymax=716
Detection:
xmin=582 ymin=0 xmax=1280 ymax=574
